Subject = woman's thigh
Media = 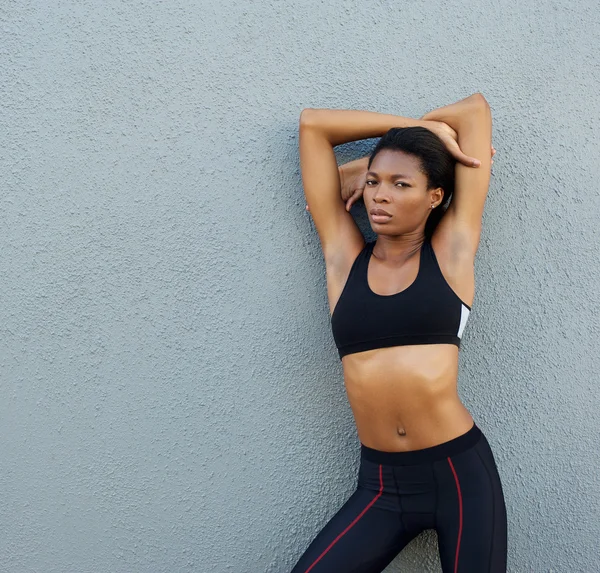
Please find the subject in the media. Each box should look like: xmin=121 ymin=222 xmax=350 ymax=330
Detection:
xmin=290 ymin=486 xmax=421 ymax=573
xmin=434 ymin=433 xmax=508 ymax=573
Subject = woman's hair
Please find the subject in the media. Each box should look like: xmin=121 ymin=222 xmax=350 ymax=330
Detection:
xmin=367 ymin=126 xmax=456 ymax=239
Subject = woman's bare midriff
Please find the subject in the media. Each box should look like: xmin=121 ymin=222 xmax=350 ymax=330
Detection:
xmin=341 ymin=343 xmax=474 ymax=452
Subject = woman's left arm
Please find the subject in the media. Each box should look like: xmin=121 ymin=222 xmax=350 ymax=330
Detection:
xmin=420 ymin=92 xmax=493 ymax=257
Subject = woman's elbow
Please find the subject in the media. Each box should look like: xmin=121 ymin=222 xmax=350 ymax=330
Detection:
xmin=470 ymin=92 xmax=490 ymax=111
xmin=299 ymin=108 xmax=320 ymax=128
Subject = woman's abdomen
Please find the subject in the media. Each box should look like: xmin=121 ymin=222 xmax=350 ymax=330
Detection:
xmin=342 ymin=343 xmax=474 ymax=451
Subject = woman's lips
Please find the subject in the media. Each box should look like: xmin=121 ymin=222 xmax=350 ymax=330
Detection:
xmin=371 ymin=213 xmax=392 ymax=223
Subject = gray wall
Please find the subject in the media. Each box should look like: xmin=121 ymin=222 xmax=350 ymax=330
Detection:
xmin=2 ymin=1 xmax=599 ymax=571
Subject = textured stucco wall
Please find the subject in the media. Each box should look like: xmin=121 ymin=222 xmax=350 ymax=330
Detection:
xmin=2 ymin=1 xmax=599 ymax=571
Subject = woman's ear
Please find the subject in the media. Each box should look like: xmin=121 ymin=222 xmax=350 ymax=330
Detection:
xmin=431 ymin=187 xmax=444 ymax=207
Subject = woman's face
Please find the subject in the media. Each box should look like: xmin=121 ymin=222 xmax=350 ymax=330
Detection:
xmin=364 ymin=149 xmax=435 ymax=232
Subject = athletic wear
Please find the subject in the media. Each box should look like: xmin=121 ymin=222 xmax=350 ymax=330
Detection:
xmin=290 ymin=422 xmax=508 ymax=573
xmin=330 ymin=236 xmax=472 ymax=359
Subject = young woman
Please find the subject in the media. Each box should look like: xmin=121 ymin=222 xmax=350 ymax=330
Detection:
xmin=291 ymin=93 xmax=507 ymax=573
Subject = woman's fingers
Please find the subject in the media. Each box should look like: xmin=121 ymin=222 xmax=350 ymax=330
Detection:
xmin=442 ymin=137 xmax=480 ymax=167
xmin=457 ymin=150 xmax=481 ymax=167
xmin=347 ymin=188 xmax=364 ymax=211
xmin=452 ymin=139 xmax=498 ymax=167
xmin=346 ymin=193 xmax=355 ymax=211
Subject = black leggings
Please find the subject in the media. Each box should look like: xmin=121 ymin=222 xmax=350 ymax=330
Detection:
xmin=290 ymin=422 xmax=507 ymax=573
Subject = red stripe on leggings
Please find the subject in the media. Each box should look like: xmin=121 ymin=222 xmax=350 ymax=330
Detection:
xmin=447 ymin=457 xmax=463 ymax=573
xmin=303 ymin=463 xmax=384 ymax=573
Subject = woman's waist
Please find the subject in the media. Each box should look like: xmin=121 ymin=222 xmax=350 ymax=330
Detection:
xmin=344 ymin=374 xmax=472 ymax=451
xmin=351 ymin=401 xmax=475 ymax=452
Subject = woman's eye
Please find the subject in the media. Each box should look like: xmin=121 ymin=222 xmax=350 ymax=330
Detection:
xmin=365 ymin=180 xmax=406 ymax=187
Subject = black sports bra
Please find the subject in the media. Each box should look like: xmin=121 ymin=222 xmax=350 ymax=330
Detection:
xmin=330 ymin=236 xmax=472 ymax=360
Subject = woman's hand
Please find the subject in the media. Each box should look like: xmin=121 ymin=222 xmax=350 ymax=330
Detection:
xmin=338 ymin=161 xmax=368 ymax=212
xmin=420 ymin=118 xmax=496 ymax=167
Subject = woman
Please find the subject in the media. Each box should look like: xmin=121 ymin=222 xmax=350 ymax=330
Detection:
xmin=291 ymin=93 xmax=507 ymax=573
